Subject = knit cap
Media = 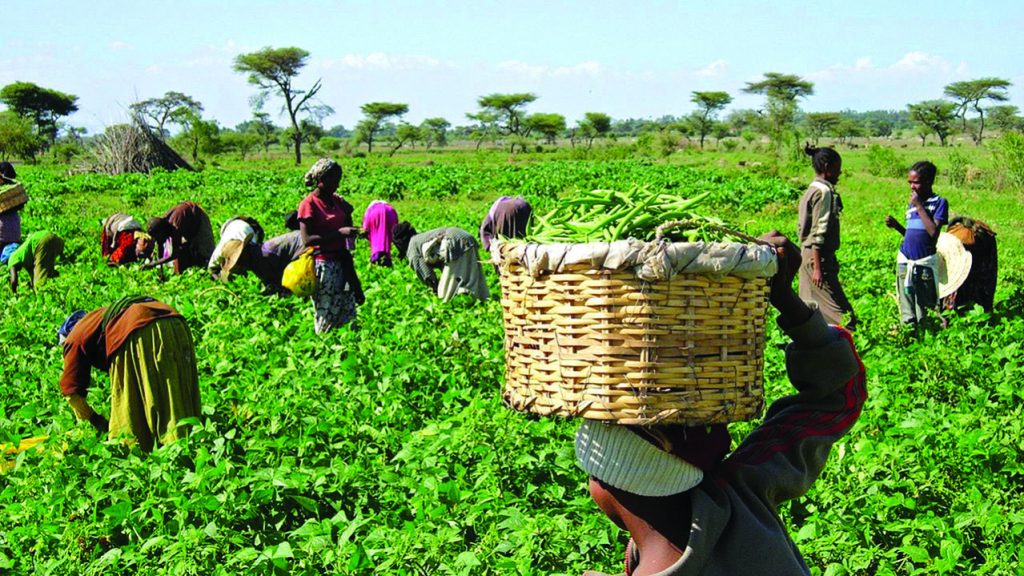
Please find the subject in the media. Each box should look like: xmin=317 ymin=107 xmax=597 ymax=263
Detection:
xmin=575 ymin=420 xmax=730 ymax=497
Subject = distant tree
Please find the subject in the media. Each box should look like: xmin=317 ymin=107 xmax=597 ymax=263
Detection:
xmin=353 ymin=102 xmax=409 ymax=153
xmin=129 ymin=91 xmax=203 ymax=140
xmin=987 ymin=105 xmax=1023 ymax=133
xmin=237 ymin=112 xmax=278 ymax=155
xmin=465 ymin=111 xmax=500 ymax=150
xmin=943 ymin=77 xmax=1013 ymax=144
xmin=389 ymin=123 xmax=421 ymax=157
xmin=420 ymin=117 xmax=451 ymax=148
xmin=908 ymin=100 xmax=957 ymax=146
xmin=172 ymin=110 xmax=221 ymax=163
xmin=725 ymin=109 xmax=761 ymax=136
xmin=742 ymin=72 xmax=814 ymax=150
xmin=299 ymin=118 xmax=325 ymax=146
xmin=575 ymin=111 xmax=613 ymax=149
xmin=524 ymin=113 xmax=566 ymax=145
xmin=233 ymin=46 xmax=323 ymax=165
xmin=0 ymin=81 xmax=79 ymax=151
xmin=0 ymin=110 xmax=43 ymax=162
xmin=220 ymin=130 xmax=259 ymax=160
xmin=476 ymin=93 xmax=537 ymax=152
xmin=690 ymin=91 xmax=732 ymax=149
xmin=803 ymin=112 xmax=842 ymax=145
xmin=324 ymin=124 xmax=351 ymax=138
xmin=832 ymin=118 xmax=864 ymax=145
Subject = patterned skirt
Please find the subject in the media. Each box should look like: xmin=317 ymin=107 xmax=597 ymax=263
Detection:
xmin=312 ymin=259 xmax=358 ymax=334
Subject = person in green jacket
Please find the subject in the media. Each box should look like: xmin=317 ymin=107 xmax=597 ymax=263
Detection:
xmin=6 ymin=230 xmax=64 ymax=292
xmin=579 ymin=231 xmax=866 ymax=576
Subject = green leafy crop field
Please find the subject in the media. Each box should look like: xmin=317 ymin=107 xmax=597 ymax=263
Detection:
xmin=1 ymin=154 xmax=1022 ymax=575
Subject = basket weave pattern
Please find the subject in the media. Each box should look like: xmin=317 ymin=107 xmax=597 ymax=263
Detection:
xmin=498 ymin=245 xmax=769 ymax=425
xmin=0 ymin=183 xmax=27 ymax=214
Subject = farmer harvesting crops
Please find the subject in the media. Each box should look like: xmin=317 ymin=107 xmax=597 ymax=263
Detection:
xmin=6 ymin=230 xmax=64 ymax=292
xmin=0 ymin=162 xmax=22 ymax=252
xmin=479 ymin=195 xmax=532 ymax=251
xmin=142 ymin=201 xmax=215 ymax=274
xmin=885 ymin=161 xmax=948 ymax=326
xmin=578 ymin=231 xmax=866 ymax=576
xmin=100 ymin=213 xmax=151 ymax=266
xmin=207 ymin=216 xmax=265 ymax=279
xmin=797 ymin=144 xmax=857 ymax=330
xmin=393 ymin=223 xmax=489 ymax=302
xmin=297 ymin=158 xmax=364 ymax=333
xmin=57 ymin=296 xmax=201 ymax=452
xmin=361 ymin=200 xmax=399 ymax=267
xmin=217 ymin=231 xmax=306 ymax=294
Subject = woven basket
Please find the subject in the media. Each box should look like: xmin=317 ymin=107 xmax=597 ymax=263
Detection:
xmin=495 ymin=222 xmax=774 ymax=426
xmin=0 ymin=182 xmax=27 ymax=214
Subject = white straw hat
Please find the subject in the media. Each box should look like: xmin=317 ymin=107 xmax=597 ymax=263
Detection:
xmin=937 ymin=232 xmax=972 ymax=299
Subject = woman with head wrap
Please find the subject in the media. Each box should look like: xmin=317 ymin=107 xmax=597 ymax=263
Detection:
xmin=297 ymin=158 xmax=364 ymax=333
xmin=479 ymin=195 xmax=532 ymax=252
xmin=0 ymin=162 xmax=23 ymax=253
xmin=393 ymin=223 xmax=489 ymax=303
xmin=57 ymin=296 xmax=202 ymax=452
xmin=361 ymin=200 xmax=399 ymax=267
xmin=207 ymin=215 xmax=265 ymax=279
xmin=100 ymin=213 xmax=151 ymax=266
xmin=141 ymin=201 xmax=215 ymax=274
xmin=7 ymin=230 xmax=64 ymax=292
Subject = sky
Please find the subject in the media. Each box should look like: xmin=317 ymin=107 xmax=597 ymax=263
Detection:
xmin=3 ymin=0 xmax=1023 ymax=135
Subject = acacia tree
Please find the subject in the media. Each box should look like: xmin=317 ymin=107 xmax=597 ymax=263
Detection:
xmin=908 ymin=100 xmax=957 ymax=146
xmin=476 ymin=93 xmax=537 ymax=152
xmin=943 ymin=77 xmax=1012 ymax=144
xmin=987 ymin=105 xmax=1023 ymax=133
xmin=690 ymin=91 xmax=732 ymax=149
xmin=0 ymin=81 xmax=79 ymax=151
xmin=389 ymin=123 xmax=421 ymax=157
xmin=524 ymin=113 xmax=566 ymax=145
xmin=804 ymin=112 xmax=842 ymax=145
xmin=742 ymin=73 xmax=814 ymax=150
xmin=465 ymin=111 xmax=499 ymax=150
xmin=129 ymin=92 xmax=203 ymax=140
xmin=0 ymin=111 xmax=43 ymax=161
xmin=577 ymin=112 xmax=612 ymax=149
xmin=233 ymin=47 xmax=322 ymax=165
xmin=173 ymin=110 xmax=221 ymax=163
xmin=420 ymin=117 xmax=451 ymax=148
xmin=353 ymin=102 xmax=409 ymax=153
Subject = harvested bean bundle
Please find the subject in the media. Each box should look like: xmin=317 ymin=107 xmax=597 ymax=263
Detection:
xmin=528 ymin=186 xmax=742 ymax=243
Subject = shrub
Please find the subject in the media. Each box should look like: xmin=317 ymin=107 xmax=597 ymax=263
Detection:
xmin=946 ymin=148 xmax=969 ymax=187
xmin=992 ymin=132 xmax=1024 ymax=190
xmin=865 ymin=144 xmax=905 ymax=178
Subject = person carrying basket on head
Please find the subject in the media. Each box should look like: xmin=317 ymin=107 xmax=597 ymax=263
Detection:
xmin=579 ymin=231 xmax=866 ymax=576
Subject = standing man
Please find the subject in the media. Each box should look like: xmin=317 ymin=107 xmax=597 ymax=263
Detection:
xmin=885 ymin=161 xmax=948 ymax=327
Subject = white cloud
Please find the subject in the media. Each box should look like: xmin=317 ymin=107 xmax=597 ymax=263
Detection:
xmin=694 ymin=59 xmax=728 ymax=77
xmin=110 ymin=41 xmax=130 ymax=51
xmin=891 ymin=51 xmax=951 ymax=73
xmin=321 ymin=53 xmax=444 ymax=72
xmin=497 ymin=59 xmax=603 ymax=79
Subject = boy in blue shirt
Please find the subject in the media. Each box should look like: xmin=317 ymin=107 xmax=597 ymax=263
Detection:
xmin=885 ymin=161 xmax=948 ymax=326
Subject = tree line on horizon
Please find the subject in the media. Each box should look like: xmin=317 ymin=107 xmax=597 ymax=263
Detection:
xmin=0 ymin=46 xmax=1021 ymax=165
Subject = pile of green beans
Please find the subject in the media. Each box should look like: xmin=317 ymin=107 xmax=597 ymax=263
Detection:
xmin=528 ymin=186 xmax=740 ymax=243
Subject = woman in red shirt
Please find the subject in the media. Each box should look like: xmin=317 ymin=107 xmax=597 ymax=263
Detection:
xmin=297 ymin=158 xmax=363 ymax=334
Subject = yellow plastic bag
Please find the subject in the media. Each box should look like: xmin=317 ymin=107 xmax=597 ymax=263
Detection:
xmin=282 ymin=248 xmax=316 ymax=297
